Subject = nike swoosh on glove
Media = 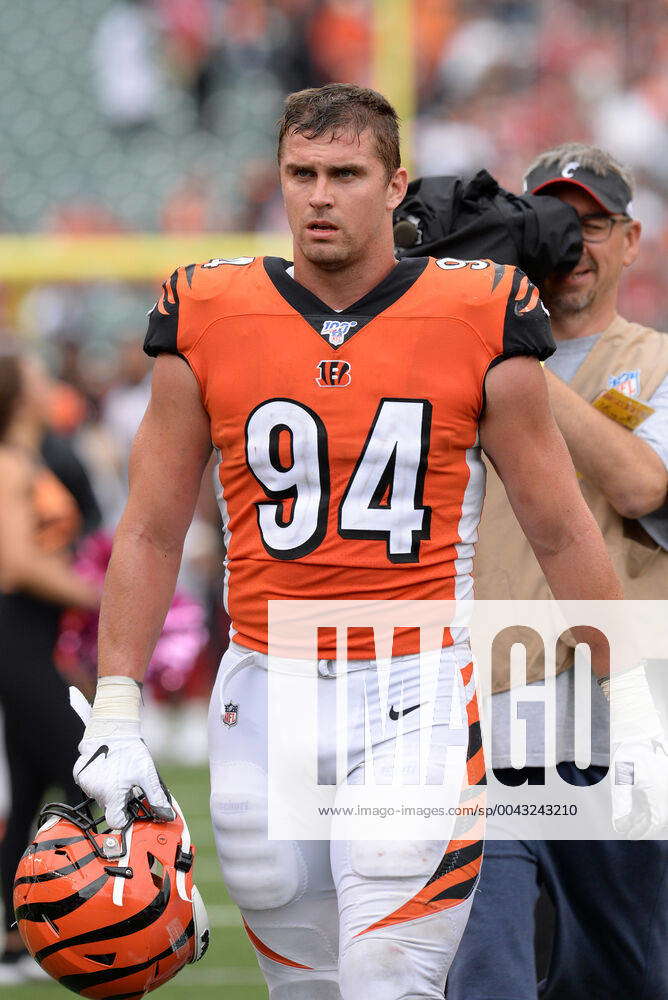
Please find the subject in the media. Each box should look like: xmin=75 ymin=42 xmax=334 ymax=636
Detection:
xmin=611 ymin=738 xmax=668 ymax=839
xmin=74 ymin=720 xmax=174 ymax=829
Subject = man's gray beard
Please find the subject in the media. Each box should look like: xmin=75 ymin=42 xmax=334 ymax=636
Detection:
xmin=543 ymin=287 xmax=596 ymax=318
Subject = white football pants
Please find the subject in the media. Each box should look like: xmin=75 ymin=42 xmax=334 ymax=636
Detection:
xmin=208 ymin=640 xmax=485 ymax=1000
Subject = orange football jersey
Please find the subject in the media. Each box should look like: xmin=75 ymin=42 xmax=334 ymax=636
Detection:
xmin=145 ymin=255 xmax=554 ymax=657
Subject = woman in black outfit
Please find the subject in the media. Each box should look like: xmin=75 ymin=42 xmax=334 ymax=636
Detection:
xmin=0 ymin=350 xmax=100 ymax=984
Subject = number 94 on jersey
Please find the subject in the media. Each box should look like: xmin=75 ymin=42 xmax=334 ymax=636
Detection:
xmin=245 ymin=397 xmax=432 ymax=564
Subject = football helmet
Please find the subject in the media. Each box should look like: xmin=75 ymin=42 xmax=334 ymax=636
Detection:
xmin=13 ymin=789 xmax=209 ymax=997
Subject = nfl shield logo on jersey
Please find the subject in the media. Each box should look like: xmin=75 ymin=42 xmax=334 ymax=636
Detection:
xmin=321 ymin=319 xmax=357 ymax=346
xmin=608 ymin=370 xmax=640 ymax=397
xmin=223 ymin=702 xmax=238 ymax=728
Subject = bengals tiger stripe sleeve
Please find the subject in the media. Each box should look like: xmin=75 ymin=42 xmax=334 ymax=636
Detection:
xmin=460 ymin=262 xmax=555 ymax=369
xmin=144 ymin=267 xmax=183 ymax=357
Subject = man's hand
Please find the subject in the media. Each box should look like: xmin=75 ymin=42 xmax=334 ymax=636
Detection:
xmin=72 ymin=676 xmax=174 ymax=829
xmin=74 ymin=722 xmax=173 ymax=829
xmin=611 ymin=738 xmax=668 ymax=839
xmin=599 ymin=664 xmax=668 ymax=839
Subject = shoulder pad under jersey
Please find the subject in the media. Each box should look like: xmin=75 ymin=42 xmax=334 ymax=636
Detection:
xmin=143 ymin=256 xmax=257 ymax=357
xmin=431 ymin=257 xmax=555 ymax=364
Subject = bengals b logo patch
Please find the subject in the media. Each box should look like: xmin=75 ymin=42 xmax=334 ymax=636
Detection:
xmin=316 ymin=360 xmax=352 ymax=388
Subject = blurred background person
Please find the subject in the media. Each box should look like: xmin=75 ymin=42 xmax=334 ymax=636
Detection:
xmin=91 ymin=0 xmax=162 ymax=133
xmin=0 ymin=348 xmax=100 ymax=984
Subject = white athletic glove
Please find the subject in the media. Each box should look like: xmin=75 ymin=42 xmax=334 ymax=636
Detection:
xmin=611 ymin=738 xmax=668 ymax=839
xmin=599 ymin=664 xmax=668 ymax=840
xmin=72 ymin=677 xmax=174 ymax=830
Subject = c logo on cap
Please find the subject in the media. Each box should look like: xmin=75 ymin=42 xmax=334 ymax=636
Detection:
xmin=561 ymin=161 xmax=580 ymax=178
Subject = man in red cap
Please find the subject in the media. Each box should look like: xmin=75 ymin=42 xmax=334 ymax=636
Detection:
xmin=446 ymin=142 xmax=668 ymax=1000
xmin=524 ymin=146 xmax=667 ymax=524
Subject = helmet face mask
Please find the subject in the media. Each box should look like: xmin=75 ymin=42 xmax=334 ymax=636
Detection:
xmin=190 ymin=885 xmax=210 ymax=962
xmin=14 ymin=792 xmax=209 ymax=997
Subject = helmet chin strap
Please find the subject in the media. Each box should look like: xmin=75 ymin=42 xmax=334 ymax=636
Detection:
xmin=170 ymin=796 xmax=193 ymax=903
xmin=168 ymin=794 xmax=210 ymax=960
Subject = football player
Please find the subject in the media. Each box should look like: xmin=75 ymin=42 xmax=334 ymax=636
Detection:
xmin=74 ymin=84 xmax=622 ymax=999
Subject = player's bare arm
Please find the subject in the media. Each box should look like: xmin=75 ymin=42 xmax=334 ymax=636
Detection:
xmin=73 ymin=354 xmax=211 ymax=829
xmin=542 ymin=367 xmax=667 ymax=517
xmin=98 ymin=353 xmax=212 ymax=682
xmin=480 ymin=355 xmax=623 ymax=675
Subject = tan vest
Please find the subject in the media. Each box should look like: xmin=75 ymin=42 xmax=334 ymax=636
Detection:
xmin=475 ymin=314 xmax=668 ymax=693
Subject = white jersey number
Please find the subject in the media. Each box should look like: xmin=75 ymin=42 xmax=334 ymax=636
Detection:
xmin=246 ymin=398 xmax=431 ymax=563
xmin=339 ymin=399 xmax=431 ymax=562
xmin=245 ymin=399 xmax=329 ymax=559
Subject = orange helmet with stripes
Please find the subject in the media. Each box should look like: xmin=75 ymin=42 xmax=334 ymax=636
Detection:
xmin=13 ymin=792 xmax=209 ymax=997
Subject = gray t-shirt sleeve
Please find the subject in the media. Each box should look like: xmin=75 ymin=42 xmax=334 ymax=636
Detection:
xmin=635 ymin=373 xmax=668 ymax=467
xmin=635 ymin=373 xmax=668 ymax=549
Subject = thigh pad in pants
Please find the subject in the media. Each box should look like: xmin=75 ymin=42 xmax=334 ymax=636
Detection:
xmin=210 ymin=761 xmax=306 ymax=911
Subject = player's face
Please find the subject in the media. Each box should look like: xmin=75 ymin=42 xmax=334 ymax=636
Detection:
xmin=540 ymin=186 xmax=640 ymax=320
xmin=279 ymin=128 xmax=407 ymax=271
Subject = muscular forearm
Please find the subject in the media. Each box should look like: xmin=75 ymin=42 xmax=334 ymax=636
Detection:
xmin=97 ymin=524 xmax=183 ymax=681
xmin=545 ymin=369 xmax=667 ymax=517
xmin=532 ymin=509 xmax=622 ymax=678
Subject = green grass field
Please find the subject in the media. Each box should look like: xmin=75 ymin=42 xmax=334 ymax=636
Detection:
xmin=5 ymin=764 xmax=268 ymax=1000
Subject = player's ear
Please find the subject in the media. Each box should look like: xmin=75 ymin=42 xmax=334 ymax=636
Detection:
xmin=387 ymin=167 xmax=408 ymax=211
xmin=622 ymin=219 xmax=641 ymax=268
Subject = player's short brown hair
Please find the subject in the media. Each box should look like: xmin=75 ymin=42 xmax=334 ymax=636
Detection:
xmin=277 ymin=84 xmax=401 ymax=180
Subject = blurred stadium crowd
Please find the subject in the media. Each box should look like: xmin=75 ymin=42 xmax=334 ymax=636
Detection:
xmin=2 ymin=0 xmax=668 ymax=324
xmin=1 ymin=0 xmax=668 ymax=771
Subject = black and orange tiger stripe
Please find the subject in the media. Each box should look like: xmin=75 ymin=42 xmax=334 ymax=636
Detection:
xmin=243 ymin=918 xmax=314 ymax=970
xmin=354 ymin=837 xmax=483 ymax=936
xmin=14 ymin=801 xmax=206 ymax=997
xmin=354 ymin=659 xmax=486 ymax=936
xmin=462 ymin=664 xmax=486 ymax=790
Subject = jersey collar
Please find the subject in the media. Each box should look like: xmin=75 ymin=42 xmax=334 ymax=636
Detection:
xmin=263 ymin=256 xmax=429 ymax=350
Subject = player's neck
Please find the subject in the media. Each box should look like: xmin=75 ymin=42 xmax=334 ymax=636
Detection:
xmin=292 ymin=249 xmax=399 ymax=312
xmin=550 ymin=300 xmax=618 ymax=341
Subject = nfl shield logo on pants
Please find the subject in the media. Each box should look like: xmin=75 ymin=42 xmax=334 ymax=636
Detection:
xmin=223 ymin=702 xmax=238 ymax=727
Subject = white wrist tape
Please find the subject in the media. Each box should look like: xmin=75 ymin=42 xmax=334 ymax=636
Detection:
xmin=92 ymin=676 xmax=142 ymax=721
xmin=598 ymin=662 xmax=664 ymax=744
xmin=83 ymin=677 xmax=143 ymax=742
